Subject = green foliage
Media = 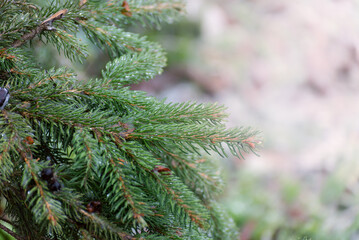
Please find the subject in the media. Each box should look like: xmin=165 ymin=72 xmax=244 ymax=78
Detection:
xmin=0 ymin=0 xmax=259 ymax=239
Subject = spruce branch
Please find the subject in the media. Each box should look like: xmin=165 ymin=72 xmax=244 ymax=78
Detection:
xmin=79 ymin=209 xmax=135 ymax=240
xmin=99 ymin=140 xmax=154 ymax=229
xmin=0 ymin=216 xmax=12 ymax=225
xmin=8 ymin=1 xmax=37 ymax=11
xmin=0 ymin=221 xmax=24 ymax=240
xmin=88 ymin=0 xmax=185 ymax=28
xmin=155 ymin=146 xmax=222 ymax=201
xmin=0 ymin=1 xmax=260 ymax=238
xmin=23 ymin=157 xmax=59 ymax=226
xmin=58 ymin=194 xmax=135 ymax=240
xmin=11 ymin=9 xmax=68 ymax=48
xmin=120 ymin=142 xmax=210 ymax=229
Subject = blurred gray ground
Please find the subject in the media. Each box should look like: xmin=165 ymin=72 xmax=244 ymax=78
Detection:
xmin=134 ymin=0 xmax=359 ymax=236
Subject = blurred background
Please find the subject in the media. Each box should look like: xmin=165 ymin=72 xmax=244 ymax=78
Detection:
xmin=3 ymin=0 xmax=359 ymax=239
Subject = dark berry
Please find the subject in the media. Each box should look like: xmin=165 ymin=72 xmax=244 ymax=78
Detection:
xmin=40 ymin=168 xmax=54 ymax=180
xmin=0 ymin=88 xmax=10 ymax=110
xmin=86 ymin=205 xmax=94 ymax=213
xmin=86 ymin=201 xmax=102 ymax=213
xmin=48 ymin=180 xmax=61 ymax=192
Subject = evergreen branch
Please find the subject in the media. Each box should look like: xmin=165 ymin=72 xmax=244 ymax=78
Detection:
xmin=53 ymin=86 xmax=229 ymax=129
xmin=32 ymin=118 xmax=75 ymax=154
xmin=58 ymin=194 xmax=135 ymax=240
xmin=0 ymin=186 xmax=43 ymax=238
xmin=0 ymin=129 xmax=14 ymax=178
xmin=70 ymin=129 xmax=101 ymax=188
xmin=79 ymin=21 xmax=159 ymax=58
xmin=121 ymin=142 xmax=209 ymax=229
xmin=132 ymin=102 xmax=228 ymax=125
xmin=0 ymin=1 xmax=38 ymax=46
xmin=102 ymin=50 xmax=166 ymax=86
xmin=88 ymin=0 xmax=185 ymax=28
xmin=83 ymin=142 xmax=94 ymax=184
xmin=21 ymin=151 xmax=68 ymax=236
xmin=11 ymin=1 xmax=38 ymax=11
xmin=11 ymin=9 xmax=68 ymax=48
xmin=55 ymin=86 xmax=154 ymax=111
xmin=100 ymin=141 xmax=152 ymax=229
xmin=131 ymin=123 xmax=258 ymax=158
xmin=99 ymin=137 xmax=187 ymax=234
xmin=157 ymin=179 xmax=207 ymax=228
xmin=79 ymin=229 xmax=93 ymax=240
xmin=42 ymin=29 xmax=88 ymax=62
xmin=0 ymin=222 xmax=24 ymax=240
xmin=1 ymin=0 xmax=259 ymax=238
xmin=108 ymin=160 xmax=137 ymax=210
xmin=10 ymin=67 xmax=76 ymax=94
xmin=0 ymin=48 xmax=35 ymax=86
xmin=107 ymin=158 xmax=152 ymax=228
xmin=156 ymin=146 xmax=222 ymax=200
xmin=0 ymin=217 xmax=12 ymax=225
xmin=17 ymin=101 xmax=118 ymax=129
xmin=0 ymin=111 xmax=33 ymax=178
xmin=23 ymin=157 xmax=59 ymax=226
xmin=79 ymin=209 xmax=134 ymax=240
xmin=206 ymin=201 xmax=238 ymax=240
xmin=0 ymin=14 xmax=32 ymax=43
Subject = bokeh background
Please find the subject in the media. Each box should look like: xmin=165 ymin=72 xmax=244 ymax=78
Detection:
xmin=2 ymin=0 xmax=359 ymax=239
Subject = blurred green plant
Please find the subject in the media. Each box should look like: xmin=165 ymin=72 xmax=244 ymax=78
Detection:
xmin=222 ymin=167 xmax=359 ymax=240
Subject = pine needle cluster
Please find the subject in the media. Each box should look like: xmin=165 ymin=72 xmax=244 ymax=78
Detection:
xmin=0 ymin=0 xmax=259 ymax=239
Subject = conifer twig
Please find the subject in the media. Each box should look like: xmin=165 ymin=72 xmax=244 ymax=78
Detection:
xmin=0 ymin=222 xmax=24 ymax=240
xmin=11 ymin=9 xmax=68 ymax=48
xmin=0 ymin=216 xmax=12 ymax=225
